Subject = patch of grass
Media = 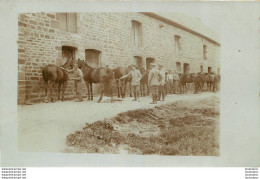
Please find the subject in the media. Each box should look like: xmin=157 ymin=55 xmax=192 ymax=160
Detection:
xmin=66 ymin=97 xmax=219 ymax=155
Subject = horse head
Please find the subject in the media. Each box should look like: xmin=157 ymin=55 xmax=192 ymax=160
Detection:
xmin=61 ymin=58 xmax=74 ymax=69
xmin=140 ymin=67 xmax=146 ymax=74
xmin=77 ymin=59 xmax=83 ymax=69
xmin=77 ymin=59 xmax=92 ymax=69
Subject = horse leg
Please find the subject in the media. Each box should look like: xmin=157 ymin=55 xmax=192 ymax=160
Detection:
xmin=142 ymin=84 xmax=145 ymax=96
xmin=58 ymin=83 xmax=61 ymax=100
xmin=97 ymin=83 xmax=104 ymax=103
xmin=129 ymin=82 xmax=132 ymax=97
xmin=90 ymin=83 xmax=93 ymax=100
xmin=44 ymin=82 xmax=48 ymax=103
xmin=146 ymin=82 xmax=150 ymax=95
xmin=116 ymin=80 xmax=120 ymax=98
xmin=123 ymin=81 xmax=127 ymax=98
xmin=110 ymin=81 xmax=113 ymax=102
xmin=141 ymin=83 xmax=145 ymax=96
xmin=120 ymin=81 xmax=124 ymax=98
xmin=85 ymin=82 xmax=91 ymax=100
xmin=49 ymin=81 xmax=54 ymax=103
xmin=61 ymin=82 xmax=67 ymax=101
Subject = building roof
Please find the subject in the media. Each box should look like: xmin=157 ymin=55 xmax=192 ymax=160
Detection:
xmin=141 ymin=12 xmax=220 ymax=46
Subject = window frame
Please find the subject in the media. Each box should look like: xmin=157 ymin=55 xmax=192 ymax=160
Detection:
xmin=203 ymin=45 xmax=208 ymax=60
xmin=132 ymin=20 xmax=143 ymax=49
xmin=60 ymin=13 xmax=77 ymax=33
xmin=174 ymin=35 xmax=182 ymax=55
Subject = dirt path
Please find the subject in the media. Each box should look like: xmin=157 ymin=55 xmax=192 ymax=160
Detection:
xmin=18 ymin=92 xmax=219 ymax=152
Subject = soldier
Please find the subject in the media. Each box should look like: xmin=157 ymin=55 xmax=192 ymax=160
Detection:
xmin=173 ymin=71 xmax=180 ymax=94
xmin=158 ymin=64 xmax=165 ymax=101
xmin=167 ymin=70 xmax=173 ymax=94
xmin=148 ymin=63 xmax=161 ymax=104
xmin=120 ymin=64 xmax=142 ymax=101
xmin=62 ymin=63 xmax=84 ymax=102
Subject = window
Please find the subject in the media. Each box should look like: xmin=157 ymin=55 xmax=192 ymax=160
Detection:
xmin=62 ymin=46 xmax=75 ymax=67
xmin=85 ymin=49 xmax=101 ymax=68
xmin=176 ymin=62 xmax=181 ymax=73
xmin=146 ymin=58 xmax=155 ymax=70
xmin=134 ymin=56 xmax=142 ymax=70
xmin=203 ymin=45 xmax=207 ymax=60
xmin=132 ymin=20 xmax=142 ymax=49
xmin=60 ymin=13 xmax=77 ymax=33
xmin=175 ymin=35 xmax=182 ymax=55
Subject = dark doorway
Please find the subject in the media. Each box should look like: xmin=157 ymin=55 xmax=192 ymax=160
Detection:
xmin=85 ymin=49 xmax=101 ymax=68
xmin=146 ymin=58 xmax=155 ymax=70
xmin=208 ymin=67 xmax=212 ymax=73
xmin=183 ymin=63 xmax=190 ymax=74
xmin=62 ymin=46 xmax=76 ymax=66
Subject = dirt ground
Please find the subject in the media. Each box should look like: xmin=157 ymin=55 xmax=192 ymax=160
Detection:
xmin=18 ymin=92 xmax=219 ymax=153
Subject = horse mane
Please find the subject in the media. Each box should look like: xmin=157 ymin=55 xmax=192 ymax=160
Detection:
xmin=83 ymin=61 xmax=93 ymax=69
xmin=61 ymin=58 xmax=73 ymax=69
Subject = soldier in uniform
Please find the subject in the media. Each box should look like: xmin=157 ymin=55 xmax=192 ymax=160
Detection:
xmin=148 ymin=63 xmax=162 ymax=104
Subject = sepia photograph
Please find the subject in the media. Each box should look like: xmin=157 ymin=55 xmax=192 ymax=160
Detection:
xmin=17 ymin=12 xmax=220 ymax=155
xmin=0 ymin=1 xmax=259 ymax=167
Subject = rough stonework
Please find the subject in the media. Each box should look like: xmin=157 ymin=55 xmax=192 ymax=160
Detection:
xmin=17 ymin=12 xmax=220 ymax=104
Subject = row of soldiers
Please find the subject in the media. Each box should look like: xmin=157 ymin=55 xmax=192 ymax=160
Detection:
xmin=148 ymin=63 xmax=180 ymax=104
xmin=62 ymin=62 xmax=181 ymax=104
xmin=120 ymin=63 xmax=180 ymax=104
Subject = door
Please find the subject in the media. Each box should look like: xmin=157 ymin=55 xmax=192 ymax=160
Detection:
xmin=184 ymin=63 xmax=190 ymax=74
xmin=208 ymin=67 xmax=212 ymax=73
xmin=62 ymin=46 xmax=75 ymax=66
xmin=146 ymin=58 xmax=155 ymax=70
xmin=85 ymin=49 xmax=101 ymax=68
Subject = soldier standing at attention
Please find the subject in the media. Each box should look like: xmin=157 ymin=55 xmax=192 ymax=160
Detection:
xmin=167 ymin=70 xmax=173 ymax=94
xmin=158 ymin=64 xmax=165 ymax=101
xmin=120 ymin=64 xmax=142 ymax=101
xmin=148 ymin=63 xmax=161 ymax=104
xmin=173 ymin=71 xmax=180 ymax=94
xmin=62 ymin=63 xmax=84 ymax=102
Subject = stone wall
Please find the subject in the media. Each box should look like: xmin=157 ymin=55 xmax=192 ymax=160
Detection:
xmin=17 ymin=12 xmax=220 ymax=104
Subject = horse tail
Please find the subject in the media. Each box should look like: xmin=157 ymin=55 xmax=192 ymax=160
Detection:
xmin=42 ymin=67 xmax=49 ymax=83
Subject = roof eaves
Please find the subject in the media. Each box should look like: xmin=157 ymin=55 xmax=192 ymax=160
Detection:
xmin=140 ymin=12 xmax=221 ymax=47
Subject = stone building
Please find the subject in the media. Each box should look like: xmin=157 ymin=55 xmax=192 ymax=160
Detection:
xmin=17 ymin=12 xmax=220 ymax=104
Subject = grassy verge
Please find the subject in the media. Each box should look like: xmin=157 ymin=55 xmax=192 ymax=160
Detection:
xmin=66 ymin=96 xmax=219 ymax=155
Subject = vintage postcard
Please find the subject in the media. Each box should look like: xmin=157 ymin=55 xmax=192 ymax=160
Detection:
xmin=0 ymin=1 xmax=259 ymax=167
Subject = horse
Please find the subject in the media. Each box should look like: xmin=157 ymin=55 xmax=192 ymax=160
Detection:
xmin=112 ymin=66 xmax=132 ymax=98
xmin=42 ymin=58 xmax=73 ymax=102
xmin=178 ymin=73 xmax=198 ymax=94
xmin=140 ymin=68 xmax=150 ymax=96
xmin=195 ymin=73 xmax=206 ymax=92
xmin=205 ymin=73 xmax=220 ymax=92
xmin=77 ymin=59 xmax=113 ymax=103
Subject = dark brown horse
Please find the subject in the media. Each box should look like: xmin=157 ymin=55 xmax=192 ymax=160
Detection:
xmin=112 ymin=66 xmax=132 ymax=98
xmin=77 ymin=59 xmax=113 ymax=102
xmin=195 ymin=73 xmax=206 ymax=92
xmin=178 ymin=73 xmax=199 ymax=94
xmin=42 ymin=58 xmax=73 ymax=102
xmin=140 ymin=68 xmax=150 ymax=96
xmin=205 ymin=73 xmax=220 ymax=92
